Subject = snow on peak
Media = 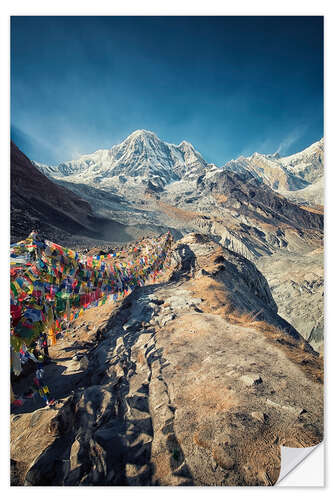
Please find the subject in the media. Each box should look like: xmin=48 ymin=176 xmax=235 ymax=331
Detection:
xmin=280 ymin=138 xmax=323 ymax=164
xmin=126 ymin=129 xmax=158 ymax=140
xmin=36 ymin=130 xmax=209 ymax=188
xmin=34 ymin=131 xmax=323 ymax=202
xmin=221 ymin=138 xmax=324 ymax=192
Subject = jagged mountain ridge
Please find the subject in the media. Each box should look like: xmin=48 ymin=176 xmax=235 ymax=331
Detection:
xmin=36 ymin=130 xmax=213 ymax=192
xmin=223 ymin=138 xmax=324 ymax=194
xmin=280 ymin=138 xmax=324 ymax=184
xmin=35 ymin=130 xmax=323 ymax=204
xmin=200 ymin=170 xmax=323 ymax=231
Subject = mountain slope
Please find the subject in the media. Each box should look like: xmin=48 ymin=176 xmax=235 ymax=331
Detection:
xmin=283 ymin=176 xmax=324 ymax=206
xmin=279 ymin=138 xmax=324 ymax=184
xmin=202 ymin=170 xmax=323 ymax=231
xmin=257 ymin=247 xmax=324 ymax=354
xmin=10 ymin=142 xmax=98 ymax=243
xmin=159 ymin=168 xmax=323 ymax=259
xmin=29 ymin=132 xmax=324 ymax=348
xmin=157 ymin=171 xmax=324 ymax=351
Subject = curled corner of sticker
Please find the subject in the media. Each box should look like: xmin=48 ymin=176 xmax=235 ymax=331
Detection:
xmin=276 ymin=442 xmax=324 ymax=486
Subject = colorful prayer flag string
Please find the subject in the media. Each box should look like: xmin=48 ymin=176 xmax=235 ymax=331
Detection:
xmin=10 ymin=231 xmax=173 ymax=356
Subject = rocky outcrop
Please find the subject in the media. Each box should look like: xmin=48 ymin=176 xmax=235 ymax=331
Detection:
xmin=11 ymin=233 xmax=323 ymax=486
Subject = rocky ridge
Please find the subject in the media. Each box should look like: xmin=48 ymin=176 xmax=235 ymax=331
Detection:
xmin=11 ymin=234 xmax=323 ymax=486
xmin=35 ymin=131 xmax=324 ymax=205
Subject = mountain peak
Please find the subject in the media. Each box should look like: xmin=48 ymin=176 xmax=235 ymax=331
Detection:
xmin=179 ymin=140 xmax=194 ymax=148
xmin=127 ymin=129 xmax=158 ymax=140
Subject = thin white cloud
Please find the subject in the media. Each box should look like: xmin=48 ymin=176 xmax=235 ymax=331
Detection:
xmin=233 ymin=126 xmax=308 ymax=162
xmin=274 ymin=126 xmax=307 ymax=156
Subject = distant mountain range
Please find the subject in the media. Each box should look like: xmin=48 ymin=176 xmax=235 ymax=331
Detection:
xmin=30 ymin=129 xmax=324 ymax=263
xmin=9 ymin=130 xmax=325 ymax=487
xmin=35 ymin=130 xmax=324 ymax=205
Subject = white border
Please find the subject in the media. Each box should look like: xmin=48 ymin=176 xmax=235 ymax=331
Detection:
xmin=2 ymin=1 xmax=332 ymax=498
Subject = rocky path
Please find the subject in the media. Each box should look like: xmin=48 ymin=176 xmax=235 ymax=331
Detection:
xmin=71 ymin=281 xmax=197 ymax=486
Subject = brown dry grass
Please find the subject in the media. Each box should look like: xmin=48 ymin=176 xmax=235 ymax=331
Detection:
xmin=186 ymin=276 xmax=235 ymax=317
xmin=196 ymin=248 xmax=226 ymax=274
xmin=217 ymin=309 xmax=323 ymax=385
xmin=185 ymin=380 xmax=237 ymax=417
xmin=187 ymin=276 xmax=323 ymax=385
xmin=249 ymin=320 xmax=324 ymax=384
xmin=193 ymin=429 xmax=212 ymax=450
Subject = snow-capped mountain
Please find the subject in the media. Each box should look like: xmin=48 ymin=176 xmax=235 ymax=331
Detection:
xmin=28 ymin=132 xmax=325 ymax=358
xmin=36 ymin=130 xmax=212 ymax=192
xmin=221 ymin=138 xmax=323 ymax=193
xmin=35 ymin=131 xmax=324 ymax=206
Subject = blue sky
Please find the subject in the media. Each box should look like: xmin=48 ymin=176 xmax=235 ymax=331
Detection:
xmin=11 ymin=16 xmax=323 ymax=165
